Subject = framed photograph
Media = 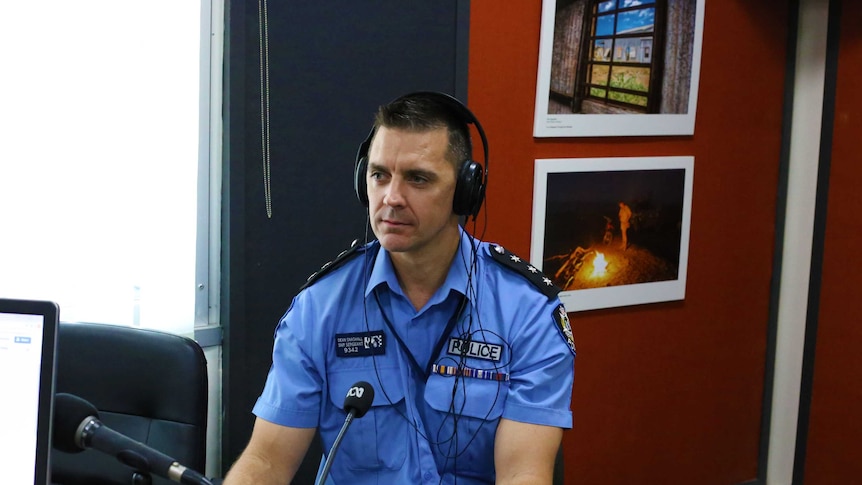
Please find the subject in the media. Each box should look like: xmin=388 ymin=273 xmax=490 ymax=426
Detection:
xmin=533 ymin=0 xmax=705 ymax=137
xmin=530 ymin=156 xmax=694 ymax=312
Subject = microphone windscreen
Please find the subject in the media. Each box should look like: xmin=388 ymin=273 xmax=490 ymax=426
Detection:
xmin=53 ymin=393 xmax=99 ymax=453
xmin=342 ymin=381 xmax=375 ymax=419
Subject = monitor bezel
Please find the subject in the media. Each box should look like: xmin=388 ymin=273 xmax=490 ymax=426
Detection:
xmin=0 ymin=298 xmax=59 ymax=485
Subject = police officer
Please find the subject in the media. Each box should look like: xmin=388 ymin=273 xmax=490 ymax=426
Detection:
xmin=223 ymin=92 xmax=575 ymax=485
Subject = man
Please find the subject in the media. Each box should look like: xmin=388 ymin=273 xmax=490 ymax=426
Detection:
xmin=223 ymin=93 xmax=575 ymax=484
xmin=618 ymin=201 xmax=632 ymax=251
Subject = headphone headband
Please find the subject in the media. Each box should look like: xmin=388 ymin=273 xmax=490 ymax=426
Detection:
xmin=354 ymin=92 xmax=489 ymax=218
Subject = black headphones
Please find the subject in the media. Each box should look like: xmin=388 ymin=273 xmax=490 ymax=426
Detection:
xmin=353 ymin=91 xmax=489 ymax=218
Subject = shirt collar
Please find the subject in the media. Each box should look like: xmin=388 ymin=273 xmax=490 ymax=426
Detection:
xmin=365 ymin=227 xmax=478 ymax=305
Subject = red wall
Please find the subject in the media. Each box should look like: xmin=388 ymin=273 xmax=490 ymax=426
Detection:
xmin=468 ymin=2 xmax=789 ymax=483
xmin=804 ymin=3 xmax=862 ymax=483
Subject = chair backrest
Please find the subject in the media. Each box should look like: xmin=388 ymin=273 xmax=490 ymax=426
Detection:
xmin=51 ymin=322 xmax=208 ymax=485
xmin=553 ymin=444 xmax=565 ymax=485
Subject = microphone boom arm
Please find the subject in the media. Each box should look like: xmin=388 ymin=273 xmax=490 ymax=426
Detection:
xmin=316 ymin=413 xmax=355 ymax=485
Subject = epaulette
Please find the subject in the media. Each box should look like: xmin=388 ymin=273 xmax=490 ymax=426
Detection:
xmin=300 ymin=239 xmax=366 ymax=290
xmin=487 ymin=244 xmax=560 ymax=299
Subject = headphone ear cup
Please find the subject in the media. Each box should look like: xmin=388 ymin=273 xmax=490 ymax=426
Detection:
xmin=453 ymin=160 xmax=485 ymax=217
xmin=354 ymin=156 xmax=369 ymax=207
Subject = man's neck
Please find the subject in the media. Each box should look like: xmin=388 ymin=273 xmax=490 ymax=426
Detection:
xmin=390 ymin=228 xmax=461 ymax=311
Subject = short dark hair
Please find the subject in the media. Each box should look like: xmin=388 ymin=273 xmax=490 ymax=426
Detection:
xmin=373 ymin=93 xmax=472 ymax=169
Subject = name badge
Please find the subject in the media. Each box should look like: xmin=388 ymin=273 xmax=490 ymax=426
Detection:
xmin=447 ymin=337 xmax=502 ymax=362
xmin=335 ymin=331 xmax=385 ymax=357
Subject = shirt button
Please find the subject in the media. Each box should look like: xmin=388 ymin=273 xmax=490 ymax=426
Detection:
xmin=424 ymin=471 xmax=433 ymax=481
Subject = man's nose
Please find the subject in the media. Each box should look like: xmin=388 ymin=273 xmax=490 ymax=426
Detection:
xmin=383 ymin=178 xmax=406 ymax=207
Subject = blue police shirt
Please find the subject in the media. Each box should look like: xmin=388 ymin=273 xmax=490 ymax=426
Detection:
xmin=253 ymin=230 xmax=575 ymax=485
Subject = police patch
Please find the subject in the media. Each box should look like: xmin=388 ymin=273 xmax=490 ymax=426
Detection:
xmin=447 ymin=337 xmax=503 ymax=362
xmin=553 ymin=304 xmax=576 ymax=355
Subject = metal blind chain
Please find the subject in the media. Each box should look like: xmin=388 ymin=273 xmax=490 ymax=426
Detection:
xmin=258 ymin=0 xmax=272 ymax=218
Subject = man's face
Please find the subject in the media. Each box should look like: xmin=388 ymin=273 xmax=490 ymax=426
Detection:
xmin=366 ymin=126 xmax=459 ymax=256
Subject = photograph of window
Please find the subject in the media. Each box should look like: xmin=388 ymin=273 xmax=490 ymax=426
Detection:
xmin=534 ymin=0 xmax=705 ymax=137
xmin=530 ymin=157 xmax=694 ymax=312
xmin=584 ymin=1 xmax=659 ymax=112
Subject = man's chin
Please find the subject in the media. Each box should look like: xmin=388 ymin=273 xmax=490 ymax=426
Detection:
xmin=377 ymin=235 xmax=412 ymax=253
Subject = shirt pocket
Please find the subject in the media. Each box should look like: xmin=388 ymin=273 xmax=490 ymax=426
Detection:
xmin=326 ymin=368 xmax=408 ymax=472
xmin=423 ymin=373 xmax=508 ymax=468
xmin=424 ymin=373 xmax=508 ymax=419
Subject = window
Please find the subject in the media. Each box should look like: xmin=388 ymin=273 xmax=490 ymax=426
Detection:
xmin=0 ymin=1 xmax=222 ymax=336
xmin=581 ymin=0 xmax=663 ymax=112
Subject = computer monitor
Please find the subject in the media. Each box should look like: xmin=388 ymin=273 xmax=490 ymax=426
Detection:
xmin=0 ymin=298 xmax=59 ymax=485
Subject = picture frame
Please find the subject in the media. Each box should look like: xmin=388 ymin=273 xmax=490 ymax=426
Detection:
xmin=533 ymin=0 xmax=705 ymax=137
xmin=530 ymin=156 xmax=694 ymax=312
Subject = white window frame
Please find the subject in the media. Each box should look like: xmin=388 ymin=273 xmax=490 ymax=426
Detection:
xmin=197 ymin=0 xmax=225 ymax=332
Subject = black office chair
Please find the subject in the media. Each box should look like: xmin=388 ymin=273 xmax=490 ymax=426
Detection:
xmin=51 ymin=322 xmax=209 ymax=485
xmin=554 ymin=444 xmax=565 ymax=485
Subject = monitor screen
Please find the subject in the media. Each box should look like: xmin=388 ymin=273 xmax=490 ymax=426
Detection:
xmin=0 ymin=299 xmax=59 ymax=485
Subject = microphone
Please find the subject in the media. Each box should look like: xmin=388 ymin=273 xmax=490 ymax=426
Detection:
xmin=53 ymin=392 xmax=213 ymax=485
xmin=315 ymin=381 xmax=375 ymax=485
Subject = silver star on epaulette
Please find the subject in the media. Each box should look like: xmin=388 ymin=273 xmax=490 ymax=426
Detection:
xmin=494 ymin=245 xmax=505 ymax=254
xmin=510 ymin=255 xmax=521 ymax=263
xmin=543 ymin=277 xmax=553 ymax=286
xmin=527 ymin=265 xmax=538 ymax=273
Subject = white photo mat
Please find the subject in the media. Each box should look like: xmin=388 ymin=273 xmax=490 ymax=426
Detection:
xmin=533 ymin=0 xmax=705 ymax=137
xmin=530 ymin=156 xmax=694 ymax=312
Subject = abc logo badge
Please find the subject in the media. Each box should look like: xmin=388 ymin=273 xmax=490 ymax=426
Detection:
xmin=347 ymin=386 xmax=365 ymax=398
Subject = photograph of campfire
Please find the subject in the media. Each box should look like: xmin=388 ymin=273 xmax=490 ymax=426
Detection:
xmin=531 ymin=156 xmax=693 ymax=311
